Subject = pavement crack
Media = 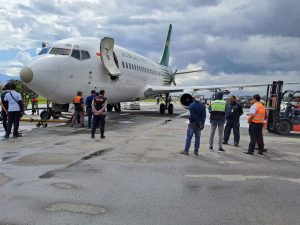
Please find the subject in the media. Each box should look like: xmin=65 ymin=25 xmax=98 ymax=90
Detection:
xmin=39 ymin=148 xmax=113 ymax=179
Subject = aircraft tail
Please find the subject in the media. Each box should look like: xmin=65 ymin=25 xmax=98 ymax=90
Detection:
xmin=160 ymin=24 xmax=172 ymax=67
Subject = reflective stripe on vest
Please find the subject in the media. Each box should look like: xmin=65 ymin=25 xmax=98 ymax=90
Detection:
xmin=252 ymin=102 xmax=266 ymax=123
xmin=73 ymin=96 xmax=81 ymax=104
xmin=211 ymin=100 xmax=226 ymax=112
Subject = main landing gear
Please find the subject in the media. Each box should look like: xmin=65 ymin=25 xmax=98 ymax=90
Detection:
xmin=159 ymin=93 xmax=173 ymax=115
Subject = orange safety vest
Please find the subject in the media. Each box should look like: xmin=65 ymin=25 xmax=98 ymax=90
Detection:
xmin=73 ymin=96 xmax=82 ymax=104
xmin=252 ymin=102 xmax=266 ymax=123
xmin=32 ymin=98 xmax=38 ymax=102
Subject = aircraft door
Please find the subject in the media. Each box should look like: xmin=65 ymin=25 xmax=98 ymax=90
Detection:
xmin=100 ymin=37 xmax=121 ymax=78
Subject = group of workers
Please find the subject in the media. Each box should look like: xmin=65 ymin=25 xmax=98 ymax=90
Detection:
xmin=71 ymin=90 xmax=107 ymax=139
xmin=181 ymin=92 xmax=267 ymax=156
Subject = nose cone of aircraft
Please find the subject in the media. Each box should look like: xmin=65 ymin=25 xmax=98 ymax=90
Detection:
xmin=20 ymin=67 xmax=33 ymax=83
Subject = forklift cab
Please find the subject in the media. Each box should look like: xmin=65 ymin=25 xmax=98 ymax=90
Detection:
xmin=266 ymin=81 xmax=300 ymax=135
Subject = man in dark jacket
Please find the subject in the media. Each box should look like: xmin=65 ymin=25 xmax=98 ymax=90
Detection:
xmin=223 ymin=95 xmax=243 ymax=146
xmin=1 ymin=84 xmax=9 ymax=133
xmin=180 ymin=94 xmax=206 ymax=156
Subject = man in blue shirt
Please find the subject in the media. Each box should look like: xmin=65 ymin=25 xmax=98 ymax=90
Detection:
xmin=180 ymin=94 xmax=206 ymax=156
xmin=86 ymin=90 xmax=96 ymax=129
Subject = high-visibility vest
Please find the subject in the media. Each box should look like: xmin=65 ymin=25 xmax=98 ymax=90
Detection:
xmin=32 ymin=97 xmax=38 ymax=102
xmin=211 ymin=100 xmax=226 ymax=112
xmin=73 ymin=96 xmax=82 ymax=104
xmin=252 ymin=102 xmax=266 ymax=123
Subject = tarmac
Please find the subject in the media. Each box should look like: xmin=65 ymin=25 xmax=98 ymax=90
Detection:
xmin=0 ymin=103 xmax=300 ymax=225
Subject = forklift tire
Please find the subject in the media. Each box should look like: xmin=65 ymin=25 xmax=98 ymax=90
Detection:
xmin=275 ymin=120 xmax=292 ymax=135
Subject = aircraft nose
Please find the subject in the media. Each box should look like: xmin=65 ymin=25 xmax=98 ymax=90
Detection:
xmin=20 ymin=67 xmax=33 ymax=83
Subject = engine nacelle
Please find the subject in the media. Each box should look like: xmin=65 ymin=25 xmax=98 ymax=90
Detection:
xmin=180 ymin=92 xmax=194 ymax=108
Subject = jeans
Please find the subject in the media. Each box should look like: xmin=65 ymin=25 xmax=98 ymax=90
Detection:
xmin=87 ymin=109 xmax=93 ymax=129
xmin=184 ymin=126 xmax=201 ymax=153
xmin=6 ymin=111 xmax=21 ymax=136
xmin=71 ymin=110 xmax=84 ymax=126
xmin=209 ymin=120 xmax=225 ymax=148
xmin=91 ymin=115 xmax=106 ymax=136
xmin=223 ymin=120 xmax=240 ymax=144
xmin=248 ymin=123 xmax=264 ymax=153
xmin=1 ymin=110 xmax=8 ymax=132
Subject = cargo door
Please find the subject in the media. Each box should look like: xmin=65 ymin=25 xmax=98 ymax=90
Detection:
xmin=100 ymin=37 xmax=121 ymax=78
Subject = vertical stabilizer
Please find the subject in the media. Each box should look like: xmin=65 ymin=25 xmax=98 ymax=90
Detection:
xmin=160 ymin=24 xmax=172 ymax=67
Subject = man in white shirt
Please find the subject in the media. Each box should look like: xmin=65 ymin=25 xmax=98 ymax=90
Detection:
xmin=3 ymin=83 xmax=23 ymax=138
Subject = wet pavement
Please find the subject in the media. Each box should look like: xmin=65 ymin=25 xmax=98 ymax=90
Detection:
xmin=0 ymin=103 xmax=300 ymax=225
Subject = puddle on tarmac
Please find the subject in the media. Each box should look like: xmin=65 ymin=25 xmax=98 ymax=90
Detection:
xmin=12 ymin=153 xmax=77 ymax=166
xmin=52 ymin=182 xmax=76 ymax=189
xmin=0 ymin=173 xmax=12 ymax=187
xmin=45 ymin=202 xmax=107 ymax=215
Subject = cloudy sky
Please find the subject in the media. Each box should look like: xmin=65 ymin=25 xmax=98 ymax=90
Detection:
xmin=0 ymin=0 xmax=300 ymax=93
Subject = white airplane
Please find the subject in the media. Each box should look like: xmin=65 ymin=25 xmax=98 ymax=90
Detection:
xmin=19 ymin=24 xmax=296 ymax=118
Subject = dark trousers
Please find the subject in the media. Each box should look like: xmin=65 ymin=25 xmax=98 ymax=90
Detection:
xmin=248 ymin=123 xmax=264 ymax=153
xmin=224 ymin=120 xmax=240 ymax=144
xmin=2 ymin=110 xmax=8 ymax=132
xmin=91 ymin=115 xmax=105 ymax=136
xmin=87 ymin=109 xmax=93 ymax=129
xmin=6 ymin=111 xmax=21 ymax=136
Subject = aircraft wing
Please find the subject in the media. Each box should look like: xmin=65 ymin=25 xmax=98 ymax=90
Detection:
xmin=144 ymin=82 xmax=298 ymax=96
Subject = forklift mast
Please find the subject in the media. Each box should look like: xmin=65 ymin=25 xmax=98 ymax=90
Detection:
xmin=266 ymin=81 xmax=284 ymax=132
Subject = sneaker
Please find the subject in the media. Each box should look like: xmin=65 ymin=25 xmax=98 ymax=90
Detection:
xmin=101 ymin=135 xmax=105 ymax=139
xmin=209 ymin=146 xmax=214 ymax=151
xmin=218 ymin=147 xmax=225 ymax=152
xmin=180 ymin=150 xmax=188 ymax=155
xmin=234 ymin=143 xmax=239 ymax=147
xmin=4 ymin=134 xmax=9 ymax=139
xmin=222 ymin=141 xmax=228 ymax=144
xmin=258 ymin=151 xmax=263 ymax=155
xmin=244 ymin=151 xmax=254 ymax=155
xmin=194 ymin=151 xmax=199 ymax=156
xmin=91 ymin=134 xmax=95 ymax=139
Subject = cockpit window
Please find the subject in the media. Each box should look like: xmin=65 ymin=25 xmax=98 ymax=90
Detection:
xmin=71 ymin=49 xmax=81 ymax=60
xmin=38 ymin=47 xmax=50 ymax=55
xmin=49 ymin=48 xmax=71 ymax=55
xmin=81 ymin=51 xmax=90 ymax=60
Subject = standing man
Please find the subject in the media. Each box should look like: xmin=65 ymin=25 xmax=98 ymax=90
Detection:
xmin=29 ymin=92 xmax=39 ymax=115
xmin=71 ymin=91 xmax=85 ymax=127
xmin=91 ymin=90 xmax=107 ymax=139
xmin=86 ymin=90 xmax=96 ymax=129
xmin=4 ymin=83 xmax=23 ymax=138
xmin=245 ymin=94 xmax=266 ymax=155
xmin=1 ymin=84 xmax=9 ymax=133
xmin=223 ymin=95 xmax=243 ymax=146
xmin=208 ymin=92 xmax=227 ymax=152
xmin=180 ymin=94 xmax=206 ymax=156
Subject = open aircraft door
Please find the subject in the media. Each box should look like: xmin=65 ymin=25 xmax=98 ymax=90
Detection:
xmin=100 ymin=37 xmax=121 ymax=79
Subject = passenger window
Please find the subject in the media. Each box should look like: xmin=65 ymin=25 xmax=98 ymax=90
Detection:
xmin=129 ymin=63 xmax=132 ymax=70
xmin=122 ymin=61 xmax=125 ymax=68
xmin=71 ymin=50 xmax=80 ymax=60
xmin=125 ymin=62 xmax=128 ymax=69
xmin=81 ymin=51 xmax=90 ymax=60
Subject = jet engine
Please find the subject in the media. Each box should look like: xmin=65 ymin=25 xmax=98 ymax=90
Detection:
xmin=180 ymin=92 xmax=194 ymax=108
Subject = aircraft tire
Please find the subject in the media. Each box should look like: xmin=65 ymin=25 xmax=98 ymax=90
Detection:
xmin=51 ymin=111 xmax=61 ymax=119
xmin=168 ymin=103 xmax=174 ymax=115
xmin=40 ymin=110 xmax=51 ymax=120
xmin=160 ymin=103 xmax=166 ymax=114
